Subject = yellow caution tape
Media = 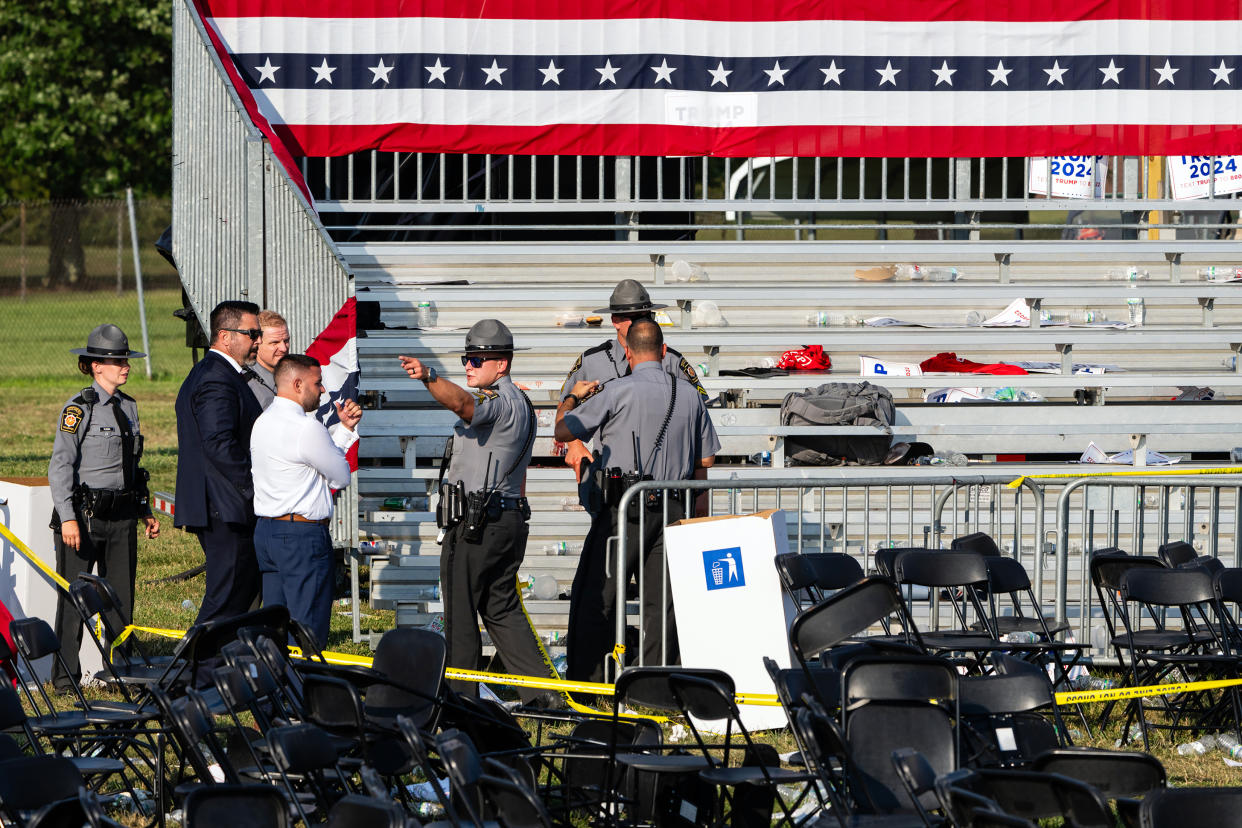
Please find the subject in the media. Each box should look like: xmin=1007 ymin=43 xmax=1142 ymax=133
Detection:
xmin=1008 ymin=466 xmax=1242 ymax=489
xmin=1054 ymin=676 xmax=1242 ymax=706
xmin=0 ymin=522 xmax=70 ymax=592
xmin=109 ymin=622 xmax=780 ymax=711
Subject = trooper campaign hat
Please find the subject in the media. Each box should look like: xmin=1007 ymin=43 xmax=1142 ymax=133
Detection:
xmin=593 ymin=279 xmax=668 ymax=315
xmin=70 ymin=323 xmax=146 ymax=359
xmin=460 ymin=319 xmax=528 ymax=353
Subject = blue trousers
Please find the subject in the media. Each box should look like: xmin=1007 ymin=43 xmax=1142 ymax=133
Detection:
xmin=255 ymin=517 xmax=334 ymax=649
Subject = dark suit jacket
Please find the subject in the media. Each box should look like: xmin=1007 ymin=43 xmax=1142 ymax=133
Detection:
xmin=174 ymin=350 xmax=263 ymax=529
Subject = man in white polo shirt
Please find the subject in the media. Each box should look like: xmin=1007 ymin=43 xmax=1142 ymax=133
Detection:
xmin=250 ymin=353 xmax=362 ymax=647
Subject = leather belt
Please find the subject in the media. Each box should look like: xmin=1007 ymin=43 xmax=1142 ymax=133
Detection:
xmin=491 ymin=496 xmax=529 ymax=511
xmin=269 ymin=513 xmax=330 ymax=525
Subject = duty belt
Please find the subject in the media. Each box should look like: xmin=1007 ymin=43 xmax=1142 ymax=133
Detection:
xmin=490 ymin=496 xmax=530 ymax=512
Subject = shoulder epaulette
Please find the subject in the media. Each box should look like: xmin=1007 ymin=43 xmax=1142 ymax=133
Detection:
xmin=584 ymin=341 xmax=613 ymax=357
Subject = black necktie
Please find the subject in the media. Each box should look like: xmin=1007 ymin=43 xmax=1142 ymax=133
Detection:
xmin=110 ymin=399 xmax=135 ymax=491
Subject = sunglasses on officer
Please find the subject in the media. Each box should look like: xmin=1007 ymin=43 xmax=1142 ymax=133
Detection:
xmin=223 ymin=327 xmax=263 ymax=339
xmin=461 ymin=355 xmax=501 ymax=368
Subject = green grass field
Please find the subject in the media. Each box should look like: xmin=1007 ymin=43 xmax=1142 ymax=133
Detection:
xmin=0 ymin=287 xmax=392 ymax=654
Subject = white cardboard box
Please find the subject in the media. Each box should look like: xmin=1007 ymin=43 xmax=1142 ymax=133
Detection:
xmin=0 ymin=477 xmax=103 ymax=683
xmin=665 ymin=509 xmax=797 ymax=731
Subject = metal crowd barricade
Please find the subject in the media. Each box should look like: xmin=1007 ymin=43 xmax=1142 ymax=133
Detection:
xmin=1055 ymin=474 xmax=1242 ymax=666
xmin=605 ymin=470 xmax=1242 ymax=674
xmin=609 ymin=472 xmax=1046 ymax=676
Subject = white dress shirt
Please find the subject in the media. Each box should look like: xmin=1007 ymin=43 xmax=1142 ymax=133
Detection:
xmin=251 ymin=397 xmax=358 ymax=519
xmin=210 ymin=348 xmax=245 ymax=373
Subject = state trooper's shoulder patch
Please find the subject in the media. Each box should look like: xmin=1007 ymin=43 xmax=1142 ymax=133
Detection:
xmin=678 ymin=357 xmax=699 ymax=382
xmin=473 ymin=388 xmax=500 ymax=404
xmin=563 ymin=354 xmax=582 ymax=381
xmin=60 ymin=405 xmax=84 ymax=434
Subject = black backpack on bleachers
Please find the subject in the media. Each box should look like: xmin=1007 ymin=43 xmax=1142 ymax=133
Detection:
xmin=780 ymin=381 xmax=895 ymax=465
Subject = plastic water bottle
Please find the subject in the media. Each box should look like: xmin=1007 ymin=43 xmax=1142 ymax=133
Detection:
xmin=1217 ymin=733 xmax=1240 ymax=753
xmin=914 ymin=452 xmax=968 ymax=467
xmin=417 ymin=301 xmax=433 ymax=327
xmin=1127 ymin=298 xmax=1145 ymax=326
xmin=180 ymin=599 xmax=196 ymax=613
xmin=1002 ymin=631 xmax=1040 ymax=644
xmin=1108 ymin=266 xmax=1150 ymax=281
xmin=965 ymin=310 xmax=986 ymax=326
xmin=1070 ymin=308 xmax=1107 ymax=324
xmin=1198 ymin=266 xmax=1242 ymax=282
xmin=543 ymin=541 xmax=582 ymax=555
xmin=749 ymin=452 xmax=772 ymax=466
xmin=897 ymin=264 xmax=959 ymax=282
xmin=410 ymin=585 xmax=440 ymax=601
xmin=806 ymin=311 xmax=830 ymax=326
xmin=532 ymin=574 xmax=560 ymax=601
xmin=1071 ymin=675 xmax=1117 ymax=691
xmin=1176 ymin=734 xmax=1217 ymax=755
xmin=670 ymin=260 xmax=708 ymax=282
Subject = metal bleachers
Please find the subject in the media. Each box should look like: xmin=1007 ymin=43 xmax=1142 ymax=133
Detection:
xmin=349 ymin=238 xmax=1242 ymax=647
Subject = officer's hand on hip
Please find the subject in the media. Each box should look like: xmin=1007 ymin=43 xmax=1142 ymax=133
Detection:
xmin=565 ymin=440 xmax=593 ymax=483
xmin=61 ymin=519 xmax=81 ymax=551
xmin=143 ymin=516 xmax=160 ymax=540
xmin=398 ymin=355 xmax=427 ymax=381
xmin=335 ymin=399 xmax=363 ymax=430
xmin=569 ymin=380 xmax=599 ymax=400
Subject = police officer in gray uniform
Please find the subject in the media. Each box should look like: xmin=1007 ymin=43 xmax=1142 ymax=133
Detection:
xmin=560 ymin=279 xmax=705 ymax=482
xmin=559 ymin=280 xmax=706 ymax=684
xmin=556 ymin=318 xmax=720 ymax=681
xmin=49 ymin=324 xmax=160 ymax=692
xmin=399 ymin=320 xmax=559 ymax=703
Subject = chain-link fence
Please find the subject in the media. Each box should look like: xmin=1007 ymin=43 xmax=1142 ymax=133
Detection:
xmin=0 ymin=199 xmax=192 ymax=382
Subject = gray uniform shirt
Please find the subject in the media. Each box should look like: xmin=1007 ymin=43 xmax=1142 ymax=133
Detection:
xmin=444 ymin=374 xmax=535 ymax=497
xmin=245 ymin=362 xmax=277 ymax=409
xmin=559 ymin=338 xmax=707 ymax=404
xmin=49 ymin=381 xmax=147 ymax=522
xmin=561 ymin=361 xmax=721 ymax=481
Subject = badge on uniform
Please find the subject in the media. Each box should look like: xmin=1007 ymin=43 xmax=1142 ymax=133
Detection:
xmin=60 ymin=405 xmax=84 ymax=434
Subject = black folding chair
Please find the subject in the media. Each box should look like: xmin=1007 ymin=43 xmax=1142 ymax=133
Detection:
xmin=1116 ymin=567 xmax=1241 ymax=748
xmin=325 ymin=794 xmax=410 ymax=828
xmin=1138 ymin=786 xmax=1242 ymax=828
xmin=944 ymin=767 xmax=1113 ymax=828
xmin=181 ymin=784 xmax=290 ymax=828
xmin=603 ymin=667 xmax=713 ymax=828
xmin=959 ymin=657 xmax=1067 ymax=768
xmin=951 ymin=532 xmax=1004 ymax=558
xmin=775 ymin=552 xmax=865 ymax=610
xmin=891 ymin=550 xmax=1007 ymax=671
xmin=266 ymin=723 xmax=356 ymax=824
xmin=0 ymin=755 xmax=87 ymax=828
xmin=792 ymin=698 xmax=930 ymax=827
xmin=1032 ymin=748 xmax=1165 ymax=828
xmin=788 ymin=576 xmax=926 ymax=707
xmin=1156 ymin=541 xmax=1198 ymax=569
xmin=666 ymin=670 xmax=815 ymax=828
xmin=838 ymin=655 xmax=960 ymax=817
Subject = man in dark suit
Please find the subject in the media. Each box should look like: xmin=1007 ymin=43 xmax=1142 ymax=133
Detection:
xmin=174 ymin=300 xmax=264 ymax=626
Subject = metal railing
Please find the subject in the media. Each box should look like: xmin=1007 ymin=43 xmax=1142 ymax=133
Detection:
xmin=605 ymin=471 xmax=1242 ymax=677
xmin=306 ymin=152 xmax=1241 ymax=236
xmin=609 ymin=472 xmax=1048 ymax=678
xmin=1056 ymin=475 xmax=1242 ymax=664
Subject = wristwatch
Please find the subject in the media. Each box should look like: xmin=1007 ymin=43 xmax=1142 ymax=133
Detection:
xmin=421 ymin=366 xmax=438 ymax=384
